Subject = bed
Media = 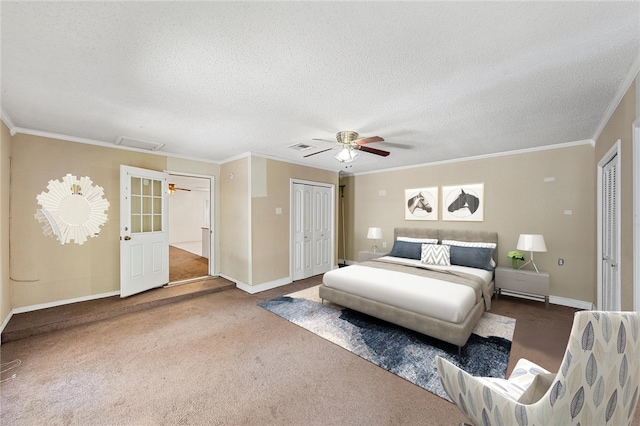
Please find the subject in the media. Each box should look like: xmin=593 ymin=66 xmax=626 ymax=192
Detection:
xmin=319 ymin=227 xmax=498 ymax=350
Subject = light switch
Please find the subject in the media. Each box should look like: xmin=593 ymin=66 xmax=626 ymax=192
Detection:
xmin=275 ymin=207 xmax=282 ymax=215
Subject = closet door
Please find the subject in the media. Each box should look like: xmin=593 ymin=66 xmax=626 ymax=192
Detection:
xmin=313 ymin=186 xmax=332 ymax=276
xmin=291 ymin=182 xmax=333 ymax=280
xmin=601 ymin=156 xmax=620 ymax=310
xmin=292 ymin=183 xmax=313 ymax=280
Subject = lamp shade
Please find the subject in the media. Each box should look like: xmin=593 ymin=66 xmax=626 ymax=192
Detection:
xmin=516 ymin=234 xmax=547 ymax=252
xmin=335 ymin=147 xmax=360 ymax=163
xmin=367 ymin=227 xmax=382 ymax=239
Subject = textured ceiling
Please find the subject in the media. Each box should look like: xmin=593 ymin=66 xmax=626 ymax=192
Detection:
xmin=2 ymin=2 xmax=639 ymax=174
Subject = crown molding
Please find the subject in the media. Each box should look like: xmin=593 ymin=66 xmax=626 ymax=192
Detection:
xmin=353 ymin=139 xmax=595 ymax=177
xmin=1 ymin=110 xmax=17 ymax=135
xmin=6 ymin=125 xmax=220 ymax=164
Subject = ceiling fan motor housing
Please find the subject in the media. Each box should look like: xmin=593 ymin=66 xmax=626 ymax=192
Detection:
xmin=336 ymin=131 xmax=358 ymax=145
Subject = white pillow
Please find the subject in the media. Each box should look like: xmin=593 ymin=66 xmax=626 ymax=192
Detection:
xmin=441 ymin=239 xmax=496 ymax=249
xmin=397 ymin=236 xmax=438 ymax=244
xmin=421 ymin=244 xmax=451 ymax=266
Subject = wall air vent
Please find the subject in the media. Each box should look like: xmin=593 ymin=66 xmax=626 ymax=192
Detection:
xmin=287 ymin=142 xmax=315 ymax=151
xmin=115 ymin=136 xmax=165 ymax=151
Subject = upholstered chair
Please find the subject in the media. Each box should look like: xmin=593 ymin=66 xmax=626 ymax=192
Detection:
xmin=436 ymin=311 xmax=640 ymax=426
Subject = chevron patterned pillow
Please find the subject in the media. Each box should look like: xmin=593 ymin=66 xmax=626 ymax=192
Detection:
xmin=421 ymin=244 xmax=450 ymax=266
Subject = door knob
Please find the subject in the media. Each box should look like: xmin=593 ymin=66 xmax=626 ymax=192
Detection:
xmin=124 ymin=236 xmax=131 ymax=241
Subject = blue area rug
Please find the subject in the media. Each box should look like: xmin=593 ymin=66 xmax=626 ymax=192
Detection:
xmin=259 ymin=285 xmax=515 ymax=401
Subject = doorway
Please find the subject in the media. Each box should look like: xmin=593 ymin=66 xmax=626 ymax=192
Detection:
xmin=168 ymin=174 xmax=213 ymax=284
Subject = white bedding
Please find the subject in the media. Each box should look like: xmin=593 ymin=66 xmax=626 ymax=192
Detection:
xmin=323 ymin=256 xmax=491 ymax=324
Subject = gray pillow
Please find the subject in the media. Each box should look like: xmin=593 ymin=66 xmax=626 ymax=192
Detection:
xmin=449 ymin=245 xmax=495 ymax=271
xmin=388 ymin=240 xmax=423 ymax=260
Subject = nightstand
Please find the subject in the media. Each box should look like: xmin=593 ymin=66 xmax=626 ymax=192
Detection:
xmin=494 ymin=266 xmax=550 ymax=309
xmin=357 ymin=250 xmax=389 ymax=262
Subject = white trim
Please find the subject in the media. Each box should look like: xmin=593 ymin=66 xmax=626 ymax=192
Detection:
xmin=549 ymin=295 xmax=594 ymax=310
xmin=220 ymin=151 xmax=251 ymax=164
xmin=222 ymin=274 xmax=291 ymax=294
xmin=11 ymin=291 xmax=120 ymax=315
xmin=0 ymin=110 xmax=16 ymax=135
xmin=596 ymin=140 xmax=622 ymax=310
xmin=634 ymin=119 xmax=640 ymax=312
xmin=166 ymin=170 xmax=215 ymax=277
xmin=499 ymin=290 xmax=592 ymax=310
xmin=353 ymin=139 xmax=595 ymax=176
xmin=247 ymin=156 xmax=253 ymax=285
xmin=7 ymin=126 xmax=220 ymax=164
xmin=0 ymin=311 xmax=14 ymax=344
xmin=249 ymin=151 xmax=337 ymax=173
xmin=592 ymin=59 xmax=640 ymax=142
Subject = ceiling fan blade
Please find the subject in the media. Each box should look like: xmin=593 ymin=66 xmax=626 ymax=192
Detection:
xmin=359 ymin=145 xmax=390 ymax=157
xmin=303 ymin=148 xmax=333 ymax=158
xmin=355 ymin=136 xmax=384 ymax=145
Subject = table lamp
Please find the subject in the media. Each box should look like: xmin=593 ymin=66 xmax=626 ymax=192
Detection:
xmin=516 ymin=234 xmax=547 ymax=273
xmin=367 ymin=227 xmax=382 ymax=253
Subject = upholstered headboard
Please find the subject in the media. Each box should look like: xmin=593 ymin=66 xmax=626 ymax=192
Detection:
xmin=393 ymin=227 xmax=498 ymax=263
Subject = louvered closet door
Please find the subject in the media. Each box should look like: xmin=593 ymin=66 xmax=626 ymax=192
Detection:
xmin=602 ymin=155 xmax=620 ymax=310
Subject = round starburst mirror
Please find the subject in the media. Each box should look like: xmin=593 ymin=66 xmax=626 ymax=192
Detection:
xmin=35 ymin=174 xmax=110 ymax=245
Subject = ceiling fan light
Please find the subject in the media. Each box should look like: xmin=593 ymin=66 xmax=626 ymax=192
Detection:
xmin=335 ymin=147 xmax=359 ymax=163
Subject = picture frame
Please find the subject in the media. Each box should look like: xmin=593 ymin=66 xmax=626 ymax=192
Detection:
xmin=404 ymin=187 xmax=438 ymax=221
xmin=441 ymin=183 xmax=484 ymax=221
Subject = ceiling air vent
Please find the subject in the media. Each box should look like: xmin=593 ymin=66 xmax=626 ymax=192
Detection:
xmin=115 ymin=136 xmax=165 ymax=151
xmin=287 ymin=142 xmax=315 ymax=151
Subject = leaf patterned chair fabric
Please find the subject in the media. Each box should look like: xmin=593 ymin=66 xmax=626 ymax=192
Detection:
xmin=436 ymin=311 xmax=640 ymax=426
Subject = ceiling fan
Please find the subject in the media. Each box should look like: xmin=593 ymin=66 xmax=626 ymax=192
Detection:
xmin=168 ymin=183 xmax=191 ymax=194
xmin=304 ymin=131 xmax=390 ymax=163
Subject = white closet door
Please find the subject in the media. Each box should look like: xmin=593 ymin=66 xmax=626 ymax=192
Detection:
xmin=313 ymin=186 xmax=332 ymax=276
xmin=292 ymin=182 xmax=333 ymax=280
xmin=292 ymin=183 xmax=313 ymax=280
xmin=601 ymin=155 xmax=620 ymax=310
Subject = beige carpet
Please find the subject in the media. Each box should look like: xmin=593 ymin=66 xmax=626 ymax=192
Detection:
xmin=1 ymin=276 xmax=637 ymax=425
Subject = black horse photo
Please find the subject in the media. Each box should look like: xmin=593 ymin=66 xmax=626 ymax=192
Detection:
xmin=447 ymin=189 xmax=480 ymax=215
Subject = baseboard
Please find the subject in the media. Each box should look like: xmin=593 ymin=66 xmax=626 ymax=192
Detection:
xmin=499 ymin=290 xmax=592 ymax=310
xmin=549 ymin=295 xmax=594 ymax=310
xmin=11 ymin=291 xmax=121 ymax=315
xmin=0 ymin=311 xmax=14 ymax=345
xmin=233 ymin=276 xmax=292 ymax=294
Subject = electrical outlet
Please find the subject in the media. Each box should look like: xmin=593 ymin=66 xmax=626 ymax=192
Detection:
xmin=382 ymin=242 xmax=387 ymax=248
xmin=558 ymin=258 xmax=565 ymax=266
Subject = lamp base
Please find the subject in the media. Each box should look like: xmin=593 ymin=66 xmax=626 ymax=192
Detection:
xmin=370 ymin=244 xmax=379 ymax=253
xmin=518 ymin=259 xmax=540 ymax=273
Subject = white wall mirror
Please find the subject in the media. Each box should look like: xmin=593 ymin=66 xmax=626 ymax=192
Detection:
xmin=35 ymin=174 xmax=110 ymax=245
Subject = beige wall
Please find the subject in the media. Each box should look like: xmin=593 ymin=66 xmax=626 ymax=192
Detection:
xmin=345 ymin=144 xmax=596 ymax=304
xmin=9 ymin=133 xmax=167 ymax=308
xmin=220 ymin=157 xmax=250 ymax=284
xmin=595 ymin=79 xmax=636 ymax=310
xmin=250 ymin=158 xmax=338 ymax=285
xmin=1 ymin=123 xmax=11 ymax=326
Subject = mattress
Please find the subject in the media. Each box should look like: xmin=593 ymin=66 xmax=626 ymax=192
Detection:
xmin=322 ymin=256 xmax=491 ymax=324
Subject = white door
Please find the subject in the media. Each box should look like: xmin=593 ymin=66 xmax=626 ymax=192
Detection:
xmin=292 ymin=183 xmax=313 ymax=280
xmin=313 ymin=186 xmax=331 ymax=276
xmin=120 ymin=165 xmax=169 ymax=297
xmin=292 ymin=182 xmax=333 ymax=280
xmin=601 ymin=155 xmax=620 ymax=310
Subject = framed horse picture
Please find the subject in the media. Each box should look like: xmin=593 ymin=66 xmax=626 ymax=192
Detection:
xmin=404 ymin=187 xmax=438 ymax=221
xmin=442 ymin=183 xmax=484 ymax=221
